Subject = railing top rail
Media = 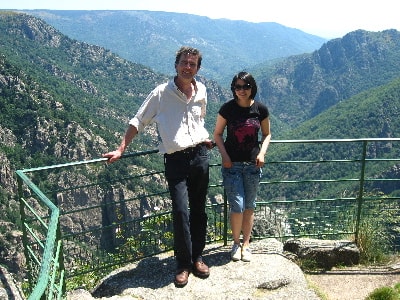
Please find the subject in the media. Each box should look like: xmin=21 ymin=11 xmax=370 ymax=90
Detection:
xmin=15 ymin=138 xmax=400 ymax=173
xmin=15 ymin=170 xmax=58 ymax=210
xmin=271 ymin=138 xmax=400 ymax=143
xmin=16 ymin=149 xmax=159 ymax=173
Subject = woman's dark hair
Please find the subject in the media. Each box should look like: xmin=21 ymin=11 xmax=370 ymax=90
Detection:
xmin=230 ymin=71 xmax=257 ymax=100
xmin=175 ymin=46 xmax=202 ymax=69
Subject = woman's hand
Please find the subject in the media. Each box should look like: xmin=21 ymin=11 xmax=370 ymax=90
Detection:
xmin=255 ymin=154 xmax=265 ymax=167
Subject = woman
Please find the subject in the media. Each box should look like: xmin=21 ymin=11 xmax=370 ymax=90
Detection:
xmin=213 ymin=71 xmax=271 ymax=262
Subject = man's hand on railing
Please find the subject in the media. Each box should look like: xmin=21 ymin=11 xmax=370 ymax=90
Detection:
xmin=102 ymin=150 xmax=123 ymax=164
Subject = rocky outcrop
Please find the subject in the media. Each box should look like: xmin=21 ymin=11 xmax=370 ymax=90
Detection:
xmin=283 ymin=238 xmax=360 ymax=269
xmin=0 ymin=265 xmax=24 ymax=300
xmin=67 ymin=239 xmax=320 ymax=300
xmin=0 ymin=223 xmax=25 ymax=278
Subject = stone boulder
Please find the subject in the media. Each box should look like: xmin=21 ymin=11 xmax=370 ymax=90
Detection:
xmin=283 ymin=238 xmax=360 ymax=270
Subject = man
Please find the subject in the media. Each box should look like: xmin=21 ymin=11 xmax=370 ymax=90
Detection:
xmin=103 ymin=46 xmax=212 ymax=287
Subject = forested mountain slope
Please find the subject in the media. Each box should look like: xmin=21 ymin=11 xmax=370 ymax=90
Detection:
xmin=262 ymin=77 xmax=400 ymax=200
xmin=285 ymin=78 xmax=400 ymax=140
xmin=254 ymin=29 xmax=400 ymax=127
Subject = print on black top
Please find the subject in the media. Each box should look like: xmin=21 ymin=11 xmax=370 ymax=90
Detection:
xmin=219 ymin=99 xmax=269 ymax=162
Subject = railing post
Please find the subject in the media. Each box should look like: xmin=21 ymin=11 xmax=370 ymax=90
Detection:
xmin=355 ymin=140 xmax=368 ymax=245
xmin=16 ymin=171 xmax=35 ymax=291
xmin=52 ymin=192 xmax=66 ymax=297
xmin=56 ymin=221 xmax=66 ymax=297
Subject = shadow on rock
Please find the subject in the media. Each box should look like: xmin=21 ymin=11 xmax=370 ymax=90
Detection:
xmin=92 ymin=256 xmax=174 ymax=297
xmin=92 ymin=245 xmax=231 ymax=298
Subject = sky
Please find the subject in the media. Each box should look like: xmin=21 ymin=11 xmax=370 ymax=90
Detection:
xmin=1 ymin=0 xmax=399 ymax=39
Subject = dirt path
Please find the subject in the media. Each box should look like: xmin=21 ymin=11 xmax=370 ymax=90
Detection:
xmin=305 ymin=263 xmax=400 ymax=300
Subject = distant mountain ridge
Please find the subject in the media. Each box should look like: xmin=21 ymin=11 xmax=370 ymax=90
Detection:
xmin=18 ymin=10 xmax=327 ymax=85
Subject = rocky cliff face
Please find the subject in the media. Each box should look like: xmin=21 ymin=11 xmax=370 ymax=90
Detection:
xmin=0 ymin=127 xmax=21 ymax=276
xmin=0 ymin=14 xmax=128 ymax=278
xmin=0 ymin=141 xmax=16 ymax=195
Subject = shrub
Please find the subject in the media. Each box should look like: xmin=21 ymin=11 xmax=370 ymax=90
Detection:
xmin=366 ymin=286 xmax=400 ymax=300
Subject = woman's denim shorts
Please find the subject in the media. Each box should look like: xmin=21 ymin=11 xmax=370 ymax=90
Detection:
xmin=222 ymin=162 xmax=262 ymax=213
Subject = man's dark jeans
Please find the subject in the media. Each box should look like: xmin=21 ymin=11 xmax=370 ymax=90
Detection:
xmin=164 ymin=144 xmax=209 ymax=269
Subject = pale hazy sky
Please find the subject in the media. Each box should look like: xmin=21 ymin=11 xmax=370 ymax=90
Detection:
xmin=1 ymin=0 xmax=399 ymax=39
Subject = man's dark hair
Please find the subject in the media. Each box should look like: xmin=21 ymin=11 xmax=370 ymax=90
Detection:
xmin=175 ymin=46 xmax=202 ymax=69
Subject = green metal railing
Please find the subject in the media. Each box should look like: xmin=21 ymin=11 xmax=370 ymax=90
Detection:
xmin=15 ymin=138 xmax=400 ymax=299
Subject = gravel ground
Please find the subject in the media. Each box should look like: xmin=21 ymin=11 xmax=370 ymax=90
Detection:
xmin=306 ymin=262 xmax=400 ymax=300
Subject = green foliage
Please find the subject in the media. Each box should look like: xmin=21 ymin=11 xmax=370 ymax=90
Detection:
xmin=66 ymin=260 xmax=112 ymax=291
xmin=138 ymin=213 xmax=174 ymax=251
xmin=297 ymin=258 xmax=321 ymax=272
xmin=65 ymin=211 xmax=174 ymax=290
xmin=358 ymin=222 xmax=390 ymax=264
xmin=366 ymin=286 xmax=400 ymax=300
xmin=357 ymin=196 xmax=400 ymax=264
xmin=282 ymin=77 xmax=400 ymax=140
